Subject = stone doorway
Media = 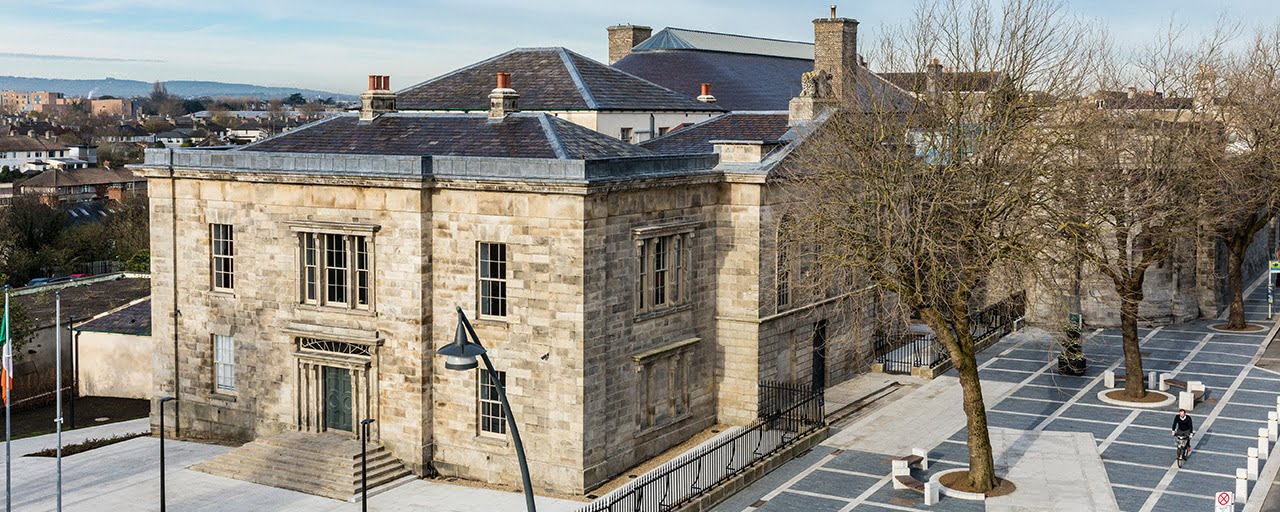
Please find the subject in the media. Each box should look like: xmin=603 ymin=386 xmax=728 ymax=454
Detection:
xmin=291 ymin=334 xmax=381 ymax=439
xmin=323 ymin=366 xmax=353 ymax=432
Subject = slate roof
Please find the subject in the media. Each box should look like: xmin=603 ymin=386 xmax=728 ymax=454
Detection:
xmin=396 ymin=47 xmax=724 ymax=113
xmin=77 ymin=299 xmax=151 ymax=336
xmin=631 ymin=27 xmax=814 ymax=60
xmin=615 ymin=50 xmax=914 ymax=112
xmin=14 ymin=277 xmax=151 ymax=330
xmin=0 ymin=134 xmax=68 ymax=153
xmin=242 ymin=113 xmax=656 ymax=160
xmin=640 ymin=113 xmax=792 ymax=155
xmin=878 ymin=71 xmax=1002 ymax=93
xmin=19 ymin=167 xmax=144 ymax=190
xmin=1090 ymin=91 xmax=1194 ymax=110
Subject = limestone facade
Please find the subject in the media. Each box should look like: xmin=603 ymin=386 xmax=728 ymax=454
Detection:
xmin=136 ymin=148 xmax=875 ymax=495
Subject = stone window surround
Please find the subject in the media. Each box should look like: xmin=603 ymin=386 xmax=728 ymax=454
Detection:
xmin=211 ymin=223 xmax=235 ymax=292
xmin=213 ymin=333 xmax=235 ymax=392
xmin=287 ymin=220 xmax=380 ymax=313
xmin=284 ymin=322 xmax=382 ymax=440
xmin=633 ymin=220 xmax=698 ymax=319
xmin=476 ymin=241 xmax=509 ymax=320
xmin=632 ymin=337 xmax=698 ymax=436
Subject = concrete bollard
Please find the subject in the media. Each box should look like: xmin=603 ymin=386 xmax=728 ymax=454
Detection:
xmin=1159 ymin=373 xmax=1171 ymax=392
xmin=1275 ymin=396 xmax=1280 ymax=417
xmin=1104 ymin=370 xmax=1116 ymax=389
xmin=1179 ymin=391 xmax=1195 ymax=411
xmin=913 ymin=447 xmax=930 ymax=470
xmin=1249 ymin=447 xmax=1259 ymax=479
xmin=1237 ymin=469 xmax=1249 ymax=504
xmin=1269 ymin=412 xmax=1278 ymax=442
xmin=1260 ymin=428 xmax=1270 ymax=460
xmin=1148 ymin=372 xmax=1157 ymax=391
xmin=924 ymin=481 xmax=939 ymax=505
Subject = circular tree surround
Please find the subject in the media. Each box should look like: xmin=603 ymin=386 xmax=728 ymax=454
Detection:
xmin=1096 ymin=389 xmax=1175 ymax=408
xmin=930 ymin=468 xmax=1017 ymax=500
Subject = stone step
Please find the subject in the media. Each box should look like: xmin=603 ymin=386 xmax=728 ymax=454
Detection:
xmin=192 ymin=431 xmax=413 ymax=501
xmin=235 ymin=439 xmax=394 ymax=468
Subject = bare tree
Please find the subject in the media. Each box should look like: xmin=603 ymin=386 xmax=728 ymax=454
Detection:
xmin=1047 ymin=25 xmax=1204 ymax=400
xmin=784 ymin=0 xmax=1092 ymax=492
xmin=1192 ymin=26 xmax=1280 ymax=329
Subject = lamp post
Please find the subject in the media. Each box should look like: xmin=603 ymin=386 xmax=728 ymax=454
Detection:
xmin=158 ymin=396 xmax=176 ymax=512
xmin=360 ymin=418 xmax=375 ymax=512
xmin=436 ymin=307 xmax=536 ymax=512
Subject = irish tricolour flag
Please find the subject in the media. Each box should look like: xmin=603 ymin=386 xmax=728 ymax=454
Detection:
xmin=1 ymin=291 xmax=10 ymax=405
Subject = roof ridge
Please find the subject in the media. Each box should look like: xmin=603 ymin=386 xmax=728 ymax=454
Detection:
xmin=662 ymin=27 xmax=814 ymax=46
xmin=395 ymin=48 xmax=525 ymax=95
xmin=562 ymin=48 xmax=726 ymax=112
xmin=536 ymin=113 xmax=570 ymax=159
xmin=558 ymin=48 xmax=600 ymax=110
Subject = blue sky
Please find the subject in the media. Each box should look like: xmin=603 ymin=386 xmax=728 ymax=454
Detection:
xmin=0 ymin=0 xmax=1275 ymax=95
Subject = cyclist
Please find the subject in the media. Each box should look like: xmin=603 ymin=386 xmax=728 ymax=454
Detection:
xmin=1172 ymin=409 xmax=1194 ymax=460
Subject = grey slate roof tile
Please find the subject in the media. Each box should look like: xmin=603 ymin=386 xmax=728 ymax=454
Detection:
xmin=77 ymin=299 xmax=151 ymax=336
xmin=396 ymin=48 xmax=723 ymax=113
xmin=640 ymin=113 xmax=791 ymax=155
xmin=241 ymin=113 xmax=654 ymax=160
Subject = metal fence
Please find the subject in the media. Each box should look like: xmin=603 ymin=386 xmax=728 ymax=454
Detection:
xmin=579 ymin=381 xmax=823 ymax=512
xmin=875 ymin=292 xmax=1026 ymax=375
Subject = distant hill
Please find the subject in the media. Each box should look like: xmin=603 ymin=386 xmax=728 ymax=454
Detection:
xmin=0 ymin=76 xmax=355 ymax=101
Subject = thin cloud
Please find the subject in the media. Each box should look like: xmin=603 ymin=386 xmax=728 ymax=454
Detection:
xmin=0 ymin=52 xmax=163 ymax=63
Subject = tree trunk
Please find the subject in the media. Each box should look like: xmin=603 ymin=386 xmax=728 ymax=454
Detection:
xmin=1119 ymin=290 xmax=1146 ymax=399
xmin=923 ymin=309 xmax=997 ymax=492
xmin=1226 ymin=236 xmax=1248 ymax=329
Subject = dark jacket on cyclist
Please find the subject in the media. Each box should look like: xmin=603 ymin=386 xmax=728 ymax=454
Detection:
xmin=1172 ymin=414 xmax=1194 ymax=434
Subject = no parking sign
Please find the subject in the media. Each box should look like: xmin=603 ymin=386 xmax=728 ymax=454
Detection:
xmin=1215 ymin=491 xmax=1234 ymax=512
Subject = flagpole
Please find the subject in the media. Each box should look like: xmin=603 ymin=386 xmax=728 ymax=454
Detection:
xmin=55 ymin=291 xmax=62 ymax=512
xmin=4 ymin=285 xmax=11 ymax=512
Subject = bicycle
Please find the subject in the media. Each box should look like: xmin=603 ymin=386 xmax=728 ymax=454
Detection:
xmin=1174 ymin=431 xmax=1192 ymax=467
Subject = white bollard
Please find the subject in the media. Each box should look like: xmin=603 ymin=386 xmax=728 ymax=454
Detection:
xmin=1148 ymin=371 xmax=1157 ymax=390
xmin=1159 ymin=373 xmax=1171 ymax=392
xmin=1269 ymin=412 xmax=1278 ymax=442
xmin=1249 ymin=447 xmax=1259 ymax=479
xmin=924 ymin=481 xmax=939 ymax=505
xmin=1104 ymin=370 xmax=1116 ymax=389
xmin=1180 ymin=391 xmax=1195 ymax=411
xmin=913 ymin=447 xmax=930 ymax=470
xmin=1238 ymin=469 xmax=1249 ymax=504
xmin=1260 ymin=428 xmax=1270 ymax=460
xmin=1275 ymin=396 xmax=1280 ymax=417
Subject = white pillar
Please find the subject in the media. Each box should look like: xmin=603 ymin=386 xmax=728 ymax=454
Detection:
xmin=1104 ymin=370 xmax=1116 ymax=389
xmin=1159 ymin=373 xmax=1171 ymax=392
xmin=1260 ymin=428 xmax=1270 ymax=460
xmin=924 ymin=481 xmax=939 ymax=506
xmin=1237 ymin=469 xmax=1249 ymax=504
xmin=1148 ymin=371 xmax=1156 ymax=390
xmin=1269 ymin=411 xmax=1278 ymax=442
xmin=1179 ymin=391 xmax=1195 ymax=411
xmin=1249 ymin=447 xmax=1259 ymax=479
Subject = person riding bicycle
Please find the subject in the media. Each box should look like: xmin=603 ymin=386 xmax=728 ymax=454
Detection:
xmin=1172 ymin=409 xmax=1195 ymax=456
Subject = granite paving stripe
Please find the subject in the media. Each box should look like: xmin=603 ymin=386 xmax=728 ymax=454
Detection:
xmin=762 ymin=491 xmax=848 ymax=511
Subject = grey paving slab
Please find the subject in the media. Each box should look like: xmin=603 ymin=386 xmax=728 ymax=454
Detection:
xmin=864 ymin=483 xmax=985 ymax=512
xmin=1180 ymin=450 xmax=1246 ymax=475
xmin=1009 ymin=385 xmax=1075 ymax=402
xmin=1103 ymin=461 xmax=1168 ymax=489
xmin=823 ymin=449 xmax=894 ymax=474
xmin=756 ymin=491 xmax=848 ymax=512
xmin=791 ymin=470 xmax=879 ymax=499
xmin=1220 ymin=403 xmax=1276 ymax=420
xmin=1173 ymin=373 xmax=1242 ymax=389
xmin=1180 ymin=362 xmax=1248 ymax=376
xmin=1197 ymin=432 xmax=1258 ymax=454
xmin=1166 ymin=470 xmax=1238 ymax=496
xmin=981 ymin=368 xmax=1036 ymax=383
xmin=988 ymin=411 xmax=1050 ymax=430
xmin=1112 ymin=425 xmax=1180 ymax=447
xmin=1210 ymin=418 xmax=1271 ymax=437
xmin=1042 ymin=418 xmax=1117 ymax=441
xmin=1226 ymin=389 xmax=1280 ymax=407
xmin=1000 ymin=348 xmax=1056 ymax=361
xmin=1024 ymin=373 xmax=1098 ymax=391
xmin=1193 ymin=352 xmax=1257 ymax=365
xmin=927 ymin=441 xmax=971 ymax=464
xmin=1201 ymin=343 xmax=1262 ymax=356
xmin=1058 ymin=404 xmax=1134 ymax=424
xmin=1110 ymin=486 xmax=1151 ymax=512
xmin=985 ymin=358 xmax=1051 ymax=373
xmin=1241 ymin=377 xmax=1280 ymax=393
xmin=992 ymin=397 xmax=1064 ymax=416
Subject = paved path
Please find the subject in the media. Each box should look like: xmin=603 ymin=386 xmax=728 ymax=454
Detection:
xmin=713 ymin=279 xmax=1279 ymax=511
xmin=3 ymin=427 xmax=582 ymax=511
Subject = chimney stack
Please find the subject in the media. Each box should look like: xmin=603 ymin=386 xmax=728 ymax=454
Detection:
xmin=489 ymin=72 xmax=520 ymax=121
xmin=359 ymin=74 xmax=396 ymax=122
xmin=925 ymin=58 xmax=944 ymax=99
xmin=697 ymin=83 xmax=717 ymax=104
xmin=607 ymin=24 xmax=653 ymax=64
xmin=812 ymin=8 xmax=859 ymax=104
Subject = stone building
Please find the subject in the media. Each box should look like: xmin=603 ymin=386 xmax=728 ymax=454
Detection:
xmin=134 ymin=11 xmax=892 ymax=498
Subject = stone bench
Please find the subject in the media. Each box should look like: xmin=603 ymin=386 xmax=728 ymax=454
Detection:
xmin=891 ymin=448 xmax=938 ymax=505
xmin=1103 ymin=370 xmax=1149 ymax=389
xmin=1159 ymin=374 xmax=1208 ymax=409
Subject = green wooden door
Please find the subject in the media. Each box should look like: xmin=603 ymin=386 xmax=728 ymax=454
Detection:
xmin=323 ymin=366 xmax=353 ymax=432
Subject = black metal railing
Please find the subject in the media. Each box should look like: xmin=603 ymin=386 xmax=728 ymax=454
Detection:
xmin=579 ymin=382 xmax=823 ymax=512
xmin=874 ymin=292 xmax=1026 ymax=374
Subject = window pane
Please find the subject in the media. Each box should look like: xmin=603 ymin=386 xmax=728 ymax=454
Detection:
xmin=478 ymin=242 xmax=507 ymax=317
xmin=213 ymin=334 xmax=235 ymax=391
xmin=211 ymin=224 xmax=234 ymax=290
xmin=325 ymin=234 xmax=348 ymax=304
xmin=303 ymin=234 xmax=318 ymax=302
xmin=355 ymin=236 xmax=370 ymax=307
xmin=653 ymin=237 xmax=667 ymax=306
xmin=478 ymin=370 xmax=507 ymax=434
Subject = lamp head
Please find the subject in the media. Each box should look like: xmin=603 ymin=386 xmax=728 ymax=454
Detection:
xmin=361 ymin=418 xmax=376 ymax=426
xmin=159 ymin=396 xmax=176 ymax=403
xmin=436 ymin=309 xmax=486 ymax=371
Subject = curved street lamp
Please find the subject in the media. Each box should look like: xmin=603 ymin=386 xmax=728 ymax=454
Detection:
xmin=436 ymin=307 xmax=536 ymax=512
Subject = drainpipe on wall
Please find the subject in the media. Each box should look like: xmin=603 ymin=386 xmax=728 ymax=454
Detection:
xmin=169 ymin=148 xmax=180 ymax=437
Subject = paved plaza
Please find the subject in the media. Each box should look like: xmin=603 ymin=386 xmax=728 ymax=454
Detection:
xmin=714 ymin=280 xmax=1280 ymax=512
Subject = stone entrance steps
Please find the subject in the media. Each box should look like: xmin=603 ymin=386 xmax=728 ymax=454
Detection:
xmin=193 ymin=431 xmax=413 ymax=501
